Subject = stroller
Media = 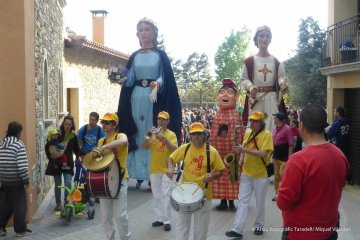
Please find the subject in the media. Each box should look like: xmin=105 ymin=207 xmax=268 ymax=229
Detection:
xmin=73 ymin=159 xmax=95 ymax=219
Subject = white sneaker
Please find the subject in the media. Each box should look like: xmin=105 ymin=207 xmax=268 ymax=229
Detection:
xmin=16 ymin=229 xmax=32 ymax=237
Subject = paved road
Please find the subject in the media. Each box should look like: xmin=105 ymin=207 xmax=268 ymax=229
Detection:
xmin=2 ymin=179 xmax=360 ymax=240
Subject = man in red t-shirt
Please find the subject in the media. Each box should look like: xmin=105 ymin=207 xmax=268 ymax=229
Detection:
xmin=277 ymin=104 xmax=349 ymax=240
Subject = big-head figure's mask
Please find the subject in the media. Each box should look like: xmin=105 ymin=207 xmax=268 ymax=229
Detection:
xmin=218 ymin=78 xmax=239 ymax=109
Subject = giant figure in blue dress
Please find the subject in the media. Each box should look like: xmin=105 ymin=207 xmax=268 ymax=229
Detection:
xmin=117 ymin=17 xmax=182 ymax=188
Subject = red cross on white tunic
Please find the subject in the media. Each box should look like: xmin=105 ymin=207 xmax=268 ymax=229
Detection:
xmin=258 ymin=64 xmax=272 ymax=82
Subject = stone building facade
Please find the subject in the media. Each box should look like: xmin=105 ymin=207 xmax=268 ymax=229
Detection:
xmin=0 ymin=1 xmax=128 ymax=220
xmin=33 ymin=0 xmax=67 ymax=208
xmin=64 ymin=35 xmax=128 ymax=129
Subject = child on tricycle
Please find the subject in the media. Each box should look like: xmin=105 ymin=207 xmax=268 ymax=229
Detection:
xmin=56 ymin=159 xmax=95 ymax=222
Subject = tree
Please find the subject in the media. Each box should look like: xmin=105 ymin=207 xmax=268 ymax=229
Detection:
xmin=157 ymin=34 xmax=166 ymax=51
xmin=172 ymin=59 xmax=186 ymax=98
xmin=214 ymin=28 xmax=251 ymax=84
xmin=285 ymin=17 xmax=327 ymax=108
xmin=182 ymin=52 xmax=214 ymax=105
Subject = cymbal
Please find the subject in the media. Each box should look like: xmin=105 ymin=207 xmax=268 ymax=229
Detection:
xmin=82 ymin=149 xmax=114 ymax=171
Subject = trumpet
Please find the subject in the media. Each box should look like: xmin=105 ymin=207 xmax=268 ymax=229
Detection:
xmin=146 ymin=127 xmax=163 ymax=143
xmin=147 ymin=126 xmax=162 ymax=136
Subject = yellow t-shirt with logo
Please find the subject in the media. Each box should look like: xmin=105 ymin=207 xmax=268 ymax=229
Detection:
xmin=170 ymin=143 xmax=225 ymax=199
xmin=149 ymin=129 xmax=178 ymax=174
xmin=242 ymin=129 xmax=273 ymax=178
xmin=98 ymin=133 xmax=129 ymax=180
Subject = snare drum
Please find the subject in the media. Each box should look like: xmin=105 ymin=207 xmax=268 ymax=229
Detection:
xmin=170 ymin=182 xmax=206 ymax=213
xmin=87 ymin=159 xmax=122 ymax=198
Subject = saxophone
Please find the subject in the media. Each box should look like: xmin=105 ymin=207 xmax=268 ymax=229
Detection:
xmin=224 ymin=125 xmax=241 ymax=184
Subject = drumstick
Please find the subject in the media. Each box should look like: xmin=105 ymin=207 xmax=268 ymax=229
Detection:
xmin=192 ymin=182 xmax=207 ymax=195
xmin=172 ymin=180 xmax=185 ymax=191
xmin=192 ymin=184 xmax=202 ymax=195
xmin=192 ymin=169 xmax=215 ymax=195
xmin=177 ymin=184 xmax=185 ymax=191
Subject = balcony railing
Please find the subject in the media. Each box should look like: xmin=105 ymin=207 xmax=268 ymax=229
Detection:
xmin=323 ymin=13 xmax=360 ymax=67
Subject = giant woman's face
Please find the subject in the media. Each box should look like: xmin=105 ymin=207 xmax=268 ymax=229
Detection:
xmin=137 ymin=22 xmax=155 ymax=47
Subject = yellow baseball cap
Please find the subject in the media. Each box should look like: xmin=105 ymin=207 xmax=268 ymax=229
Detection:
xmin=47 ymin=127 xmax=59 ymax=142
xmin=189 ymin=122 xmax=205 ymax=133
xmin=101 ymin=112 xmax=119 ymax=125
xmin=249 ymin=111 xmax=265 ymax=121
xmin=157 ymin=111 xmax=170 ymax=120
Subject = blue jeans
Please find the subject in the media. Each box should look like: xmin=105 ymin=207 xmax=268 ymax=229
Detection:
xmin=53 ymin=173 xmax=72 ymax=204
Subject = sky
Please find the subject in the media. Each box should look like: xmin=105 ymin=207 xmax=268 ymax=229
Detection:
xmin=64 ymin=0 xmax=328 ymax=71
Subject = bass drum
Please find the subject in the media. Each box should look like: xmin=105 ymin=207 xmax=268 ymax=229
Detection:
xmin=170 ymin=182 xmax=206 ymax=213
xmin=87 ymin=159 xmax=122 ymax=198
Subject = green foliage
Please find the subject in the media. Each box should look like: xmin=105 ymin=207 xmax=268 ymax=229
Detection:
xmin=285 ymin=17 xmax=327 ymax=108
xmin=172 ymin=52 xmax=218 ymax=105
xmin=214 ymin=27 xmax=251 ymax=85
xmin=182 ymin=53 xmax=213 ymax=105
xmin=157 ymin=34 xmax=166 ymax=51
xmin=171 ymin=28 xmax=252 ymax=107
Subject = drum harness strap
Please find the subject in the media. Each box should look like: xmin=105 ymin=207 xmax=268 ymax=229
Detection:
xmin=101 ymin=133 xmax=125 ymax=186
xmin=243 ymin=126 xmax=270 ymax=174
xmin=175 ymin=142 xmax=211 ymax=190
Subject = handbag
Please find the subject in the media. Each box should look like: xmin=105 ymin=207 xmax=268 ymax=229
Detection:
xmin=265 ymin=162 xmax=274 ymax=177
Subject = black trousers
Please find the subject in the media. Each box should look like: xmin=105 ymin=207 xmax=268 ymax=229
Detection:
xmin=0 ymin=185 xmax=27 ymax=233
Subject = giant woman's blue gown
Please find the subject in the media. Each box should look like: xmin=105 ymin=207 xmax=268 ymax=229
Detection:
xmin=125 ymin=51 xmax=162 ymax=181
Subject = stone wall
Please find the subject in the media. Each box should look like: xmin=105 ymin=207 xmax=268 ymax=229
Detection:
xmin=34 ymin=0 xmax=65 ymax=206
xmin=64 ymin=46 xmax=126 ymax=126
xmin=32 ymin=0 xmax=127 ymax=209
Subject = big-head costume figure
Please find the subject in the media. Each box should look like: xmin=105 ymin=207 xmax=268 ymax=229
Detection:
xmin=210 ymin=78 xmax=244 ymax=210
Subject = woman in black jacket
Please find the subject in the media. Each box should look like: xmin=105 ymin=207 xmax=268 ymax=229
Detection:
xmin=45 ymin=115 xmax=80 ymax=211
